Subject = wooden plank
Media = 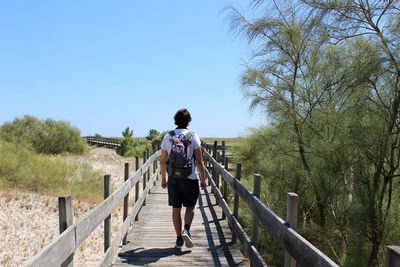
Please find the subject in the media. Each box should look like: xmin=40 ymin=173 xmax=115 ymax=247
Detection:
xmin=104 ymin=175 xmax=111 ymax=252
xmin=252 ymin=174 xmax=261 ymax=248
xmin=135 ymin=156 xmax=140 ymax=221
xmin=387 ymin=246 xmax=400 ymax=267
xmin=115 ymin=178 xmax=249 ymax=267
xmin=115 ymin=256 xmax=247 ymax=263
xmin=123 ymin=163 xmax=129 ymax=245
xmin=285 ymin=193 xmax=298 ymax=267
xmin=58 ymin=196 xmax=73 ymax=267
xmin=24 ymin=226 xmax=76 ymax=267
xmin=233 ymin=163 xmax=241 ymax=243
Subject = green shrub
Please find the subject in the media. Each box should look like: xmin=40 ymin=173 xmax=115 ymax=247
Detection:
xmin=125 ymin=145 xmax=145 ymax=157
xmin=145 ymin=129 xmax=160 ymax=141
xmin=0 ymin=115 xmax=87 ymax=155
xmin=0 ymin=140 xmax=102 ymax=201
xmin=116 ymin=126 xmax=153 ymax=157
xmin=116 ymin=127 xmax=134 ymax=156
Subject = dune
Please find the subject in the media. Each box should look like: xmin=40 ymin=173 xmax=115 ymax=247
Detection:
xmin=1 ymin=147 xmax=140 ymax=267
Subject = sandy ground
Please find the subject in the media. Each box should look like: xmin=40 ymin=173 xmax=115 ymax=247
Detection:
xmin=0 ymin=147 xmax=143 ymax=267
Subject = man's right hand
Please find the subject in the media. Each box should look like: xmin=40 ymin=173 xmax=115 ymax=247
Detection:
xmin=161 ymin=178 xmax=167 ymax=189
xmin=200 ymin=179 xmax=207 ymax=189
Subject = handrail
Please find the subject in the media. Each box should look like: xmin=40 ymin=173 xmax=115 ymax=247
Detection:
xmin=205 ymin=167 xmax=268 ymax=267
xmin=84 ymin=136 xmax=121 ymax=147
xmin=24 ymin=150 xmax=161 ymax=267
xmin=202 ymin=147 xmax=339 ymax=267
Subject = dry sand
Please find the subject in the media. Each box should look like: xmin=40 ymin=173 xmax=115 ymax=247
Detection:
xmin=0 ymin=147 xmax=141 ymax=267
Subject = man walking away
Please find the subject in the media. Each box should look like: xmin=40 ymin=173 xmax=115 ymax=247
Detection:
xmin=160 ymin=108 xmax=207 ymax=249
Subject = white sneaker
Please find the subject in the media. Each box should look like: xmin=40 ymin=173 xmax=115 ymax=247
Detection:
xmin=182 ymin=229 xmax=193 ymax=248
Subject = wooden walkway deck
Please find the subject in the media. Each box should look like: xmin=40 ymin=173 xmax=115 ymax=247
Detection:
xmin=112 ymin=181 xmax=249 ymax=267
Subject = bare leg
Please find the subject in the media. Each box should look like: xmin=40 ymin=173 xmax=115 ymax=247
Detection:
xmin=172 ymin=208 xmax=182 ymax=236
xmin=184 ymin=206 xmax=195 ymax=226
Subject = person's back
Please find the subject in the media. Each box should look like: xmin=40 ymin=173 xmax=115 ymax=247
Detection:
xmin=160 ymin=108 xmax=207 ymax=249
xmin=162 ymin=128 xmax=198 ymax=179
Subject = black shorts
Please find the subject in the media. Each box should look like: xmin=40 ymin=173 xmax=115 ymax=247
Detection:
xmin=168 ymin=177 xmax=199 ymax=208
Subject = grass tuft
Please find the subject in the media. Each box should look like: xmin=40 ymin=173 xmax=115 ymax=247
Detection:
xmin=0 ymin=140 xmax=102 ymax=202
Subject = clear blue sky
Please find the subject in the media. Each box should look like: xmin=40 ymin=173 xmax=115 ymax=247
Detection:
xmin=0 ymin=1 xmax=266 ymax=138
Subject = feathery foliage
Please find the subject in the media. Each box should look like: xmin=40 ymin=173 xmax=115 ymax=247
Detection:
xmin=230 ymin=0 xmax=400 ymax=266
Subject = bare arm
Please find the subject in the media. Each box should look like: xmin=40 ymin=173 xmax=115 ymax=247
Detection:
xmin=160 ymin=149 xmax=168 ymax=189
xmin=194 ymin=148 xmax=207 ymax=189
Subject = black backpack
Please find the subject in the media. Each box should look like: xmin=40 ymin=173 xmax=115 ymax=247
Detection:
xmin=167 ymin=130 xmax=193 ymax=178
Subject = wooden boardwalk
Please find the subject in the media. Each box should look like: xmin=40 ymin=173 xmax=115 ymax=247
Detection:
xmin=112 ymin=181 xmax=249 ymax=267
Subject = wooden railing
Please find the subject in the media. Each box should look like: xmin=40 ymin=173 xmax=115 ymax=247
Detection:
xmin=202 ymin=144 xmax=339 ymax=267
xmin=203 ymin=141 xmax=400 ymax=267
xmin=84 ymin=136 xmax=121 ymax=148
xmin=202 ymin=141 xmax=228 ymax=164
xmin=24 ymin=150 xmax=161 ymax=267
xmin=23 ymin=140 xmax=400 ymax=266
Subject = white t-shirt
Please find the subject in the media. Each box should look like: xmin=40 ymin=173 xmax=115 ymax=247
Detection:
xmin=161 ymin=128 xmax=201 ymax=180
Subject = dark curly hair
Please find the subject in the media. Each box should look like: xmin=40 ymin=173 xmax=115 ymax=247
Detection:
xmin=174 ymin=108 xmax=192 ymax=129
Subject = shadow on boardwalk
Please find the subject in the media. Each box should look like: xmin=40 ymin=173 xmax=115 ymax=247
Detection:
xmin=114 ymin=182 xmax=248 ymax=266
xmin=118 ymin=248 xmax=191 ymax=265
xmin=199 ymin=188 xmax=240 ymax=266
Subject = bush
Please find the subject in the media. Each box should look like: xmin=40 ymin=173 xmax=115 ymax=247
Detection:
xmin=0 ymin=115 xmax=87 ymax=155
xmin=0 ymin=140 xmax=102 ymax=201
xmin=125 ymin=145 xmax=145 ymax=157
xmin=116 ymin=126 xmax=152 ymax=157
xmin=146 ymin=129 xmax=160 ymax=141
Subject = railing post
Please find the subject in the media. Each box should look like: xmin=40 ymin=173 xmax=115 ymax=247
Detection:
xmin=146 ymin=148 xmax=150 ymax=183
xmin=222 ymin=140 xmax=226 ymax=162
xmin=152 ymin=147 xmax=157 ymax=186
xmin=232 ymin=163 xmax=241 ymax=243
xmin=123 ymin=163 xmax=129 ymax=245
xmin=155 ymin=145 xmax=159 ymax=171
xmin=208 ymin=146 xmax=212 ymax=171
xmin=143 ymin=151 xmax=147 ymax=206
xmin=285 ymin=192 xmax=298 ymax=267
xmin=212 ymin=141 xmax=217 ymax=169
xmin=203 ymin=146 xmax=210 ymax=171
xmin=202 ymin=142 xmax=207 ymax=168
xmin=387 ymin=246 xmax=400 ymax=267
xmin=205 ymin=145 xmax=212 ymax=186
xmin=104 ymin=175 xmax=111 ymax=252
xmin=252 ymin=174 xmax=261 ymax=248
xmin=135 ymin=156 xmax=140 ymax=221
xmin=222 ymin=157 xmax=229 ymax=220
xmin=213 ymin=141 xmax=220 ymax=205
xmin=58 ymin=196 xmax=73 ymax=267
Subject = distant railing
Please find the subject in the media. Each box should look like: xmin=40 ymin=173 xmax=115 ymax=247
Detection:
xmin=24 ymin=150 xmax=161 ymax=267
xmin=202 ymin=141 xmax=233 ymax=165
xmin=84 ymin=136 xmax=121 ymax=148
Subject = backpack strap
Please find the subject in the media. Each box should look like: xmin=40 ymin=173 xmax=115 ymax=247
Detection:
xmin=169 ymin=130 xmax=176 ymax=137
xmin=183 ymin=131 xmax=193 ymax=160
xmin=185 ymin=131 xmax=193 ymax=141
xmin=168 ymin=130 xmax=177 ymax=156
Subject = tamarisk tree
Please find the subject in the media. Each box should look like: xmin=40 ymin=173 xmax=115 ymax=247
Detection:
xmin=231 ymin=0 xmax=400 ymax=265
